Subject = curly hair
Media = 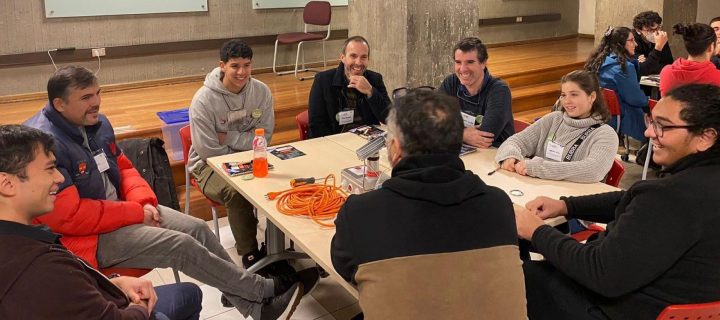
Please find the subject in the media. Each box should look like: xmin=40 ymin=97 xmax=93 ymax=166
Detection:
xmin=673 ymin=23 xmax=717 ymax=56
xmin=633 ymin=11 xmax=662 ymax=30
xmin=584 ymin=26 xmax=633 ymax=74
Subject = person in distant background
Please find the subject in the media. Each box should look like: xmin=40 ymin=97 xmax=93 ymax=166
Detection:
xmin=585 ymin=26 xmax=649 ymax=143
xmin=632 ymin=11 xmax=673 ymax=77
xmin=660 ymin=23 xmax=720 ymax=96
xmin=710 ymin=16 xmax=720 ymax=69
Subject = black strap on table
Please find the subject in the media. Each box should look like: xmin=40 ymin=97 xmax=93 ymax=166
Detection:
xmin=564 ymin=124 xmax=602 ymax=162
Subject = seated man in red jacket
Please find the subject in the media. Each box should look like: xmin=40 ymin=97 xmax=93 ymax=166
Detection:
xmin=0 ymin=124 xmax=202 ymax=320
xmin=23 ymin=66 xmax=304 ymax=320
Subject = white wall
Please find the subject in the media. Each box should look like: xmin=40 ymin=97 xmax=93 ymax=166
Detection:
xmin=697 ymin=0 xmax=720 ymax=23
xmin=578 ymin=0 xmax=596 ymax=34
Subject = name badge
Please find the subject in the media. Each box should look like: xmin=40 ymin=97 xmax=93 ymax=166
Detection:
xmin=337 ymin=110 xmax=355 ymax=125
xmin=545 ymin=141 xmax=565 ymax=162
xmin=227 ymin=110 xmax=247 ymax=124
xmin=461 ymin=112 xmax=476 ymax=128
xmin=93 ymin=150 xmax=110 ymax=173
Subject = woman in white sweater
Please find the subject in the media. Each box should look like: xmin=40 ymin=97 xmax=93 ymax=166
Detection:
xmin=495 ymin=70 xmax=619 ymax=183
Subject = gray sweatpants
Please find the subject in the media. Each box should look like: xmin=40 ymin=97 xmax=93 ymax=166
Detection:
xmin=97 ymin=205 xmax=263 ymax=318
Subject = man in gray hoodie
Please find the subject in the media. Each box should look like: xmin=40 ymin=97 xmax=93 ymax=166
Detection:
xmin=188 ymin=39 xmax=274 ymax=267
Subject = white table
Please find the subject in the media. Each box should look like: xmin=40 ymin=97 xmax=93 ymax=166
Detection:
xmin=207 ymin=133 xmax=620 ymax=298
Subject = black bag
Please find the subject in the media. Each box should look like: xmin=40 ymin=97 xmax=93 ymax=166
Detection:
xmin=117 ymin=138 xmax=180 ymax=211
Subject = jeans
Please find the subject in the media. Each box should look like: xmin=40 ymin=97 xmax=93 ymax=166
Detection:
xmin=153 ymin=282 xmax=203 ymax=320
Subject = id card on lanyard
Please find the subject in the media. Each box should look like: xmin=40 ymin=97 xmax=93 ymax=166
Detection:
xmin=337 ymin=109 xmax=355 ymax=125
xmin=546 ymin=124 xmax=602 ymax=162
xmin=93 ymin=149 xmax=110 ymax=173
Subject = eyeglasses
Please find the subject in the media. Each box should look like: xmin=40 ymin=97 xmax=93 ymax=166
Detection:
xmin=643 ymin=25 xmax=662 ymax=33
xmin=392 ymin=86 xmax=435 ymax=99
xmin=644 ymin=115 xmax=697 ymax=138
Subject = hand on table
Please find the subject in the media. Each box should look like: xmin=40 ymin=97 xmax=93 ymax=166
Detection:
xmin=463 ymin=128 xmax=494 ymax=148
xmin=524 ymin=196 xmax=568 ymax=220
xmin=514 ymin=205 xmax=545 ymax=240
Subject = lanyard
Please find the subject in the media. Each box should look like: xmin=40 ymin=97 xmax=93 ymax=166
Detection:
xmin=563 ymin=124 xmax=602 ymax=162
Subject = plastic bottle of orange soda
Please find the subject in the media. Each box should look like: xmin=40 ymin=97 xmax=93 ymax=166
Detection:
xmin=252 ymin=128 xmax=268 ymax=178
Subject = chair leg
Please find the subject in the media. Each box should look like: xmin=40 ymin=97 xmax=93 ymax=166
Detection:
xmin=642 ymin=141 xmax=653 ymax=180
xmin=294 ymin=42 xmax=303 ymax=79
xmin=322 ymin=40 xmax=327 ymax=69
xmin=211 ymin=206 xmax=220 ymax=240
xmin=172 ymin=269 xmax=181 ymax=283
xmin=184 ymin=167 xmax=191 ymax=215
xmin=274 ymin=40 xmax=296 ymax=76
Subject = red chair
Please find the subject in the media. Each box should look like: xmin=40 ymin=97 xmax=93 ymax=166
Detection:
xmin=513 ymin=119 xmax=531 ymax=133
xmin=179 ymin=125 xmax=222 ymax=239
xmin=272 ymin=1 xmax=332 ymax=80
xmin=296 ymin=110 xmax=310 ymax=140
xmin=642 ymin=99 xmax=659 ymax=180
xmin=602 ymin=88 xmax=630 ymax=161
xmin=657 ymin=301 xmax=720 ymax=320
xmin=603 ymin=158 xmax=625 ymax=188
xmin=571 ymin=159 xmax=625 ymax=242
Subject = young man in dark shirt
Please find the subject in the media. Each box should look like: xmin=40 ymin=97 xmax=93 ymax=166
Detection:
xmin=632 ymin=11 xmax=673 ymax=77
xmin=0 ymin=124 xmax=202 ymax=320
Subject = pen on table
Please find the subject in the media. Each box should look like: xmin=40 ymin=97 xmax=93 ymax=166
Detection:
xmin=487 ymin=167 xmax=500 ymax=175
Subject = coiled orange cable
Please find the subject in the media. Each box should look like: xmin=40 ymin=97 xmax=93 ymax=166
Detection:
xmin=267 ymin=174 xmax=348 ymax=227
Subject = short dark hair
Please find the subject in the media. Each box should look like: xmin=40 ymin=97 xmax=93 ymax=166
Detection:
xmin=47 ymin=66 xmax=97 ymax=105
xmin=633 ymin=11 xmax=663 ymax=30
xmin=386 ymin=90 xmax=464 ymax=156
xmin=710 ymin=16 xmax=720 ymax=25
xmin=665 ymin=84 xmax=720 ymax=144
xmin=453 ymin=37 xmax=488 ymax=63
xmin=673 ymin=23 xmax=717 ymax=56
xmin=0 ymin=125 xmax=55 ymax=181
xmin=219 ymin=39 xmax=253 ymax=62
xmin=560 ymin=70 xmax=610 ymax=122
xmin=342 ymin=35 xmax=370 ymax=57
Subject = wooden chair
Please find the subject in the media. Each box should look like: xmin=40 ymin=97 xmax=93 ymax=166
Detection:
xmin=179 ymin=125 xmax=222 ymax=239
xmin=296 ymin=110 xmax=310 ymax=140
xmin=272 ymin=1 xmax=332 ymax=80
xmin=656 ymin=301 xmax=720 ymax=320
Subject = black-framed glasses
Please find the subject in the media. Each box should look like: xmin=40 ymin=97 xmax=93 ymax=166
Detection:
xmin=644 ymin=115 xmax=696 ymax=138
xmin=392 ymin=86 xmax=435 ymax=99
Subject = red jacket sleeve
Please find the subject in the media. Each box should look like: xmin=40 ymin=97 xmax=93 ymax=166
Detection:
xmin=117 ymin=153 xmax=158 ymax=207
xmin=36 ymin=185 xmax=145 ymax=236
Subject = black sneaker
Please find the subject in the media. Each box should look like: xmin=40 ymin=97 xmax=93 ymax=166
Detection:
xmin=268 ymin=266 xmax=320 ymax=297
xmin=242 ymin=243 xmax=267 ymax=269
xmin=260 ymin=282 xmax=303 ymax=320
xmin=220 ymin=294 xmax=232 ymax=308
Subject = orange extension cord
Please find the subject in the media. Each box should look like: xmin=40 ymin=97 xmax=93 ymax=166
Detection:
xmin=266 ymin=174 xmax=348 ymax=227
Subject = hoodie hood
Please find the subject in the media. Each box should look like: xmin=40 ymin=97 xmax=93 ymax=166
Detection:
xmin=665 ymin=58 xmax=719 ymax=84
xmin=383 ymin=154 xmax=487 ymax=206
xmin=204 ymin=67 xmax=238 ymax=96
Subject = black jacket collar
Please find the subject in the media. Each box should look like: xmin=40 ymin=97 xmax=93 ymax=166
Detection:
xmin=661 ymin=148 xmax=720 ymax=176
xmin=0 ymin=220 xmax=60 ymax=244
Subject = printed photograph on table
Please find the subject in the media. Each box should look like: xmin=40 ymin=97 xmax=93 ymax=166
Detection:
xmin=460 ymin=144 xmax=478 ymax=156
xmin=348 ymin=125 xmax=386 ymax=140
xmin=269 ymin=145 xmax=306 ymax=160
xmin=223 ymin=161 xmax=274 ymax=176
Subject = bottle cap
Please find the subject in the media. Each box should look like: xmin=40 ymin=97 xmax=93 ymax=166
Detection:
xmin=255 ymin=128 xmax=264 ymax=135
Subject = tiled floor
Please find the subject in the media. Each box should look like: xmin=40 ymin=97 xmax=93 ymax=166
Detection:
xmin=141 ymin=216 xmax=361 ymax=320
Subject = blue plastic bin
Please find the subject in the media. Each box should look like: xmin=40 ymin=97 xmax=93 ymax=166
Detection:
xmin=157 ymin=108 xmax=189 ymax=161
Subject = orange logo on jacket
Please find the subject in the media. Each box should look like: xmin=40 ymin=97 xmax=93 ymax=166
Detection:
xmin=78 ymin=161 xmax=87 ymax=175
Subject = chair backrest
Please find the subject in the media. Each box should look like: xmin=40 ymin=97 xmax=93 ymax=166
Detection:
xmin=649 ymin=99 xmax=658 ymax=111
xmin=296 ymin=110 xmax=310 ymax=140
xmin=602 ymin=88 xmax=621 ymax=116
xmin=304 ymin=1 xmax=331 ymax=26
xmin=603 ymin=158 xmax=625 ymax=187
xmin=513 ymin=119 xmax=531 ymax=133
xmin=656 ymin=301 xmax=720 ymax=320
xmin=179 ymin=125 xmax=192 ymax=165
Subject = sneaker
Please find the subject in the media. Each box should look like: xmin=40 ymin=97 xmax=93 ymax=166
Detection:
xmin=220 ymin=294 xmax=232 ymax=308
xmin=242 ymin=243 xmax=267 ymax=269
xmin=260 ymin=282 xmax=303 ymax=320
xmin=268 ymin=266 xmax=320 ymax=297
